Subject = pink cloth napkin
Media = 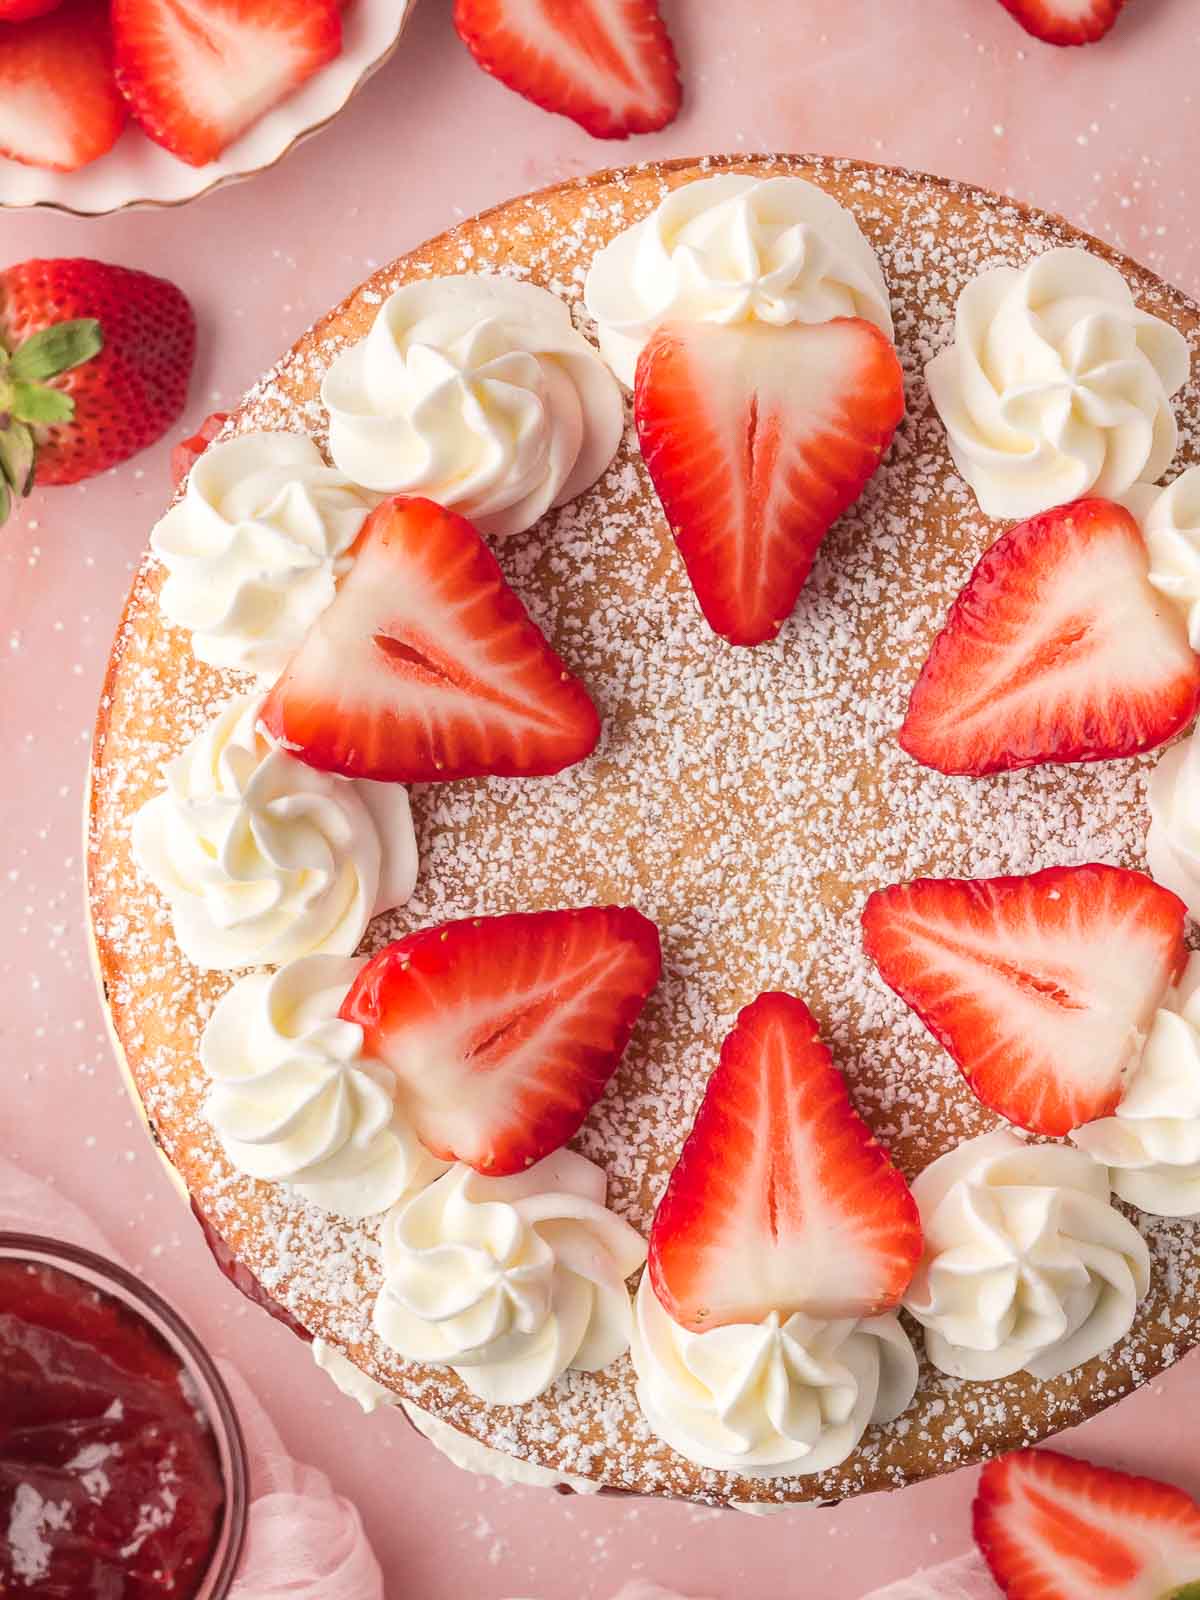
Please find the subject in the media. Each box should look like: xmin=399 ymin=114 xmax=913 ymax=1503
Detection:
xmin=0 ymin=1157 xmax=384 ymax=1600
xmin=859 ymin=1552 xmax=999 ymax=1599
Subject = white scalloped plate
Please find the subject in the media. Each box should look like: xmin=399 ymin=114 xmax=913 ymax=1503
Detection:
xmin=0 ymin=0 xmax=414 ymax=217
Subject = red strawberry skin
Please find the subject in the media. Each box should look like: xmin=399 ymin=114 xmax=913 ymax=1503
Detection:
xmin=170 ymin=410 xmax=229 ymax=488
xmin=862 ymin=865 xmax=1188 ymax=1136
xmin=635 ymin=318 xmax=904 ymax=647
xmin=0 ymin=258 xmax=195 ymax=486
xmin=997 ymin=0 xmax=1125 ymax=46
xmin=0 ymin=0 xmax=126 ymax=172
xmin=648 ymin=992 xmax=922 ymax=1333
xmin=0 ymin=0 xmax=63 ymax=19
xmin=112 ymin=0 xmax=342 ymax=167
xmin=900 ymin=499 xmax=1200 ymax=776
xmin=453 ymin=0 xmax=680 ymax=139
xmin=261 ymin=496 xmax=601 ymax=785
xmin=341 ymin=906 xmax=662 ymax=1176
xmin=975 ymin=1449 xmax=1200 ymax=1600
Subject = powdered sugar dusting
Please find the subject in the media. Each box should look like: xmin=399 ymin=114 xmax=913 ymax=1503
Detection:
xmin=87 ymin=155 xmax=1200 ymax=1507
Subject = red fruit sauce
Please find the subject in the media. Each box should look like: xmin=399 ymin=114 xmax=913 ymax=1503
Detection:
xmin=0 ymin=1254 xmax=228 ymax=1597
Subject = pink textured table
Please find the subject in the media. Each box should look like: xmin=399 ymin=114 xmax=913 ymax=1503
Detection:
xmin=4 ymin=3 xmax=1200 ymax=1595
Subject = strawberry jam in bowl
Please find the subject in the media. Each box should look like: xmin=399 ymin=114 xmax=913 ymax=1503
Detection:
xmin=0 ymin=1234 xmax=247 ymax=1598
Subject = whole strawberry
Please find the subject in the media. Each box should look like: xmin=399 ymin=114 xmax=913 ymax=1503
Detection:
xmin=0 ymin=258 xmax=195 ymax=524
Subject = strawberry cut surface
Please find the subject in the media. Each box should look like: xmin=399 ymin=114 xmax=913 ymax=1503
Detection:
xmin=862 ymin=864 xmax=1188 ymax=1137
xmin=997 ymin=0 xmax=1125 ymax=46
xmin=0 ymin=0 xmax=126 ymax=172
xmin=634 ymin=318 xmax=904 ymax=646
xmin=974 ymin=1449 xmax=1200 ymax=1600
xmin=340 ymin=906 xmax=662 ymax=1176
xmin=453 ymin=0 xmax=681 ymax=139
xmin=112 ymin=0 xmax=342 ymax=167
xmin=647 ymin=992 xmax=922 ymax=1333
xmin=260 ymin=496 xmax=602 ymax=784
xmin=900 ymin=498 xmax=1200 ymax=776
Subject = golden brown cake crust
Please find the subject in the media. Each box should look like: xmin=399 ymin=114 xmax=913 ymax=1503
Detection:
xmin=89 ymin=154 xmax=1200 ymax=1506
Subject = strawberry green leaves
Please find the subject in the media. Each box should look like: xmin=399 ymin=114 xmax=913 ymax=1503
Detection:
xmin=0 ymin=316 xmax=103 ymax=527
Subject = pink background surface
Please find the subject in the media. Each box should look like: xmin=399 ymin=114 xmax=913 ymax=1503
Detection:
xmin=4 ymin=2 xmax=1200 ymax=1595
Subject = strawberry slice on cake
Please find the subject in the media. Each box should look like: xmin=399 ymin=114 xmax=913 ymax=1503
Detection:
xmin=634 ymin=319 xmax=905 ymax=647
xmin=340 ymin=905 xmax=662 ymax=1177
xmin=260 ymin=496 xmax=602 ymax=784
xmin=862 ymin=864 xmax=1189 ymax=1137
xmin=974 ymin=1449 xmax=1200 ymax=1599
xmin=647 ymin=991 xmax=922 ymax=1332
xmin=900 ymin=498 xmax=1200 ymax=776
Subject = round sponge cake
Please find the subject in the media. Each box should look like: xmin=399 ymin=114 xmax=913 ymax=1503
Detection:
xmin=87 ymin=153 xmax=1200 ymax=1507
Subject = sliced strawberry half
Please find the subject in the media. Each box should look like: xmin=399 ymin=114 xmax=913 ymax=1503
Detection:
xmin=170 ymin=409 xmax=229 ymax=488
xmin=453 ymin=0 xmax=681 ymax=140
xmin=340 ymin=906 xmax=662 ymax=1176
xmin=647 ymin=992 xmax=922 ymax=1333
xmin=900 ymin=498 xmax=1200 ymax=776
xmin=975 ymin=1449 xmax=1200 ymax=1599
xmin=634 ymin=318 xmax=904 ymax=647
xmin=997 ymin=0 xmax=1125 ymax=47
xmin=112 ymin=0 xmax=342 ymax=168
xmin=862 ymin=865 xmax=1188 ymax=1137
xmin=260 ymin=496 xmax=601 ymax=783
xmin=0 ymin=0 xmax=126 ymax=172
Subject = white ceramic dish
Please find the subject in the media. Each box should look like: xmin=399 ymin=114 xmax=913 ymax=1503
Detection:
xmin=0 ymin=0 xmax=414 ymax=216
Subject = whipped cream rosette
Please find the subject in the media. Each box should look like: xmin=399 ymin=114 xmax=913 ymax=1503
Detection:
xmin=633 ymin=994 xmax=922 ymax=1477
xmin=926 ymin=247 xmax=1189 ymax=519
xmin=584 ymin=172 xmax=894 ymax=387
xmin=1146 ymin=729 xmax=1200 ymax=920
xmin=132 ymin=691 xmax=418 ymax=970
xmin=201 ymin=955 xmax=446 ymax=1219
xmin=1073 ymin=953 xmax=1200 ymax=1218
xmin=152 ymin=431 xmax=371 ymax=680
xmin=904 ymin=1130 xmax=1151 ymax=1381
xmin=1127 ymin=467 xmax=1200 ymax=653
xmin=632 ymin=1281 xmax=916 ymax=1478
xmin=373 ymin=1151 xmax=646 ymax=1405
xmin=321 ymin=275 xmax=623 ymax=539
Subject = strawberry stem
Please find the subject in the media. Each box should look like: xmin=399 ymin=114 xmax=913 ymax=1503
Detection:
xmin=1163 ymin=1585 xmax=1200 ymax=1599
xmin=0 ymin=315 xmax=103 ymax=528
xmin=0 ymin=422 xmax=35 ymax=498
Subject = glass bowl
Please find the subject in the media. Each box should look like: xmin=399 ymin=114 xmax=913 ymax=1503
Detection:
xmin=0 ymin=1232 xmax=248 ymax=1599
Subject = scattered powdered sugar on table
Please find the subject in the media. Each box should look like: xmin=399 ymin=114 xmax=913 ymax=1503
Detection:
xmin=88 ymin=155 xmax=1200 ymax=1507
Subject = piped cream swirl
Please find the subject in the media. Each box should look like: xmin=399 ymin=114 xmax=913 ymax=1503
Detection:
xmin=1073 ymin=954 xmax=1200 ymax=1218
xmin=321 ymin=275 xmax=623 ymax=539
xmin=583 ymin=172 xmax=894 ymax=387
xmin=926 ymin=248 xmax=1189 ymax=518
xmin=631 ymin=1276 xmax=917 ymax=1477
xmin=152 ymin=431 xmax=370 ymax=680
xmin=132 ymin=692 xmax=417 ymax=970
xmin=903 ymin=1130 xmax=1150 ymax=1381
xmin=373 ymin=1151 xmax=645 ymax=1404
xmin=1146 ymin=730 xmax=1200 ymax=921
xmin=1127 ymin=467 xmax=1200 ymax=653
xmin=202 ymin=956 xmax=445 ymax=1218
